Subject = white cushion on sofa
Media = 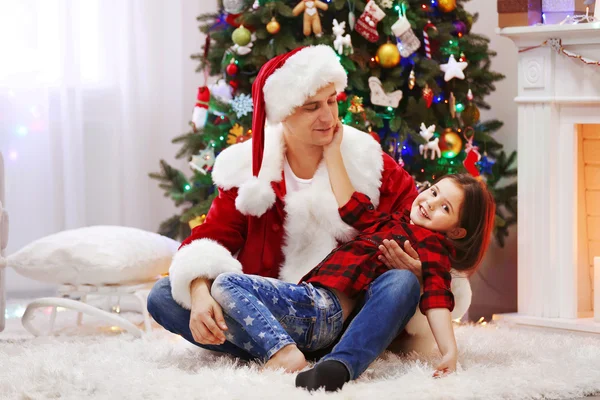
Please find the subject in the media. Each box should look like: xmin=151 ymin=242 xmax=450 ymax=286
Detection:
xmin=8 ymin=226 xmax=180 ymax=285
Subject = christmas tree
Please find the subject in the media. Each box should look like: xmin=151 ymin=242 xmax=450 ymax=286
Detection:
xmin=150 ymin=0 xmax=517 ymax=246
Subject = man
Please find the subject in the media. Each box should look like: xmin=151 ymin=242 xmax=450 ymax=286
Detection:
xmin=148 ymin=45 xmax=471 ymax=391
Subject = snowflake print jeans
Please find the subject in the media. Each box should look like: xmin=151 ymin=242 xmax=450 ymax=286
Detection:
xmin=210 ymin=272 xmax=345 ymax=362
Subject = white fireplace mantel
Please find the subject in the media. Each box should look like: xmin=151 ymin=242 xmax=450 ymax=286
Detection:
xmin=494 ymin=24 xmax=600 ymax=334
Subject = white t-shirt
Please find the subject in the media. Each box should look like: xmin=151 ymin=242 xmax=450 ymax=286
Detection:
xmin=283 ymin=157 xmax=313 ymax=193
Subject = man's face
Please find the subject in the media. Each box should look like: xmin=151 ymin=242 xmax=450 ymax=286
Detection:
xmin=282 ymin=83 xmax=339 ymax=147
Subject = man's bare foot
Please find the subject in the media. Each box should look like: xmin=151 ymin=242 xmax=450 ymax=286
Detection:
xmin=263 ymin=345 xmax=308 ymax=373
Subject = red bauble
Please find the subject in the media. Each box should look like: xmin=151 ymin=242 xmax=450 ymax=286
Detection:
xmin=226 ymin=63 xmax=239 ymax=76
xmin=337 ymin=92 xmax=348 ymax=102
xmin=225 ymin=13 xmax=242 ymax=27
xmin=229 ymin=80 xmax=239 ymax=90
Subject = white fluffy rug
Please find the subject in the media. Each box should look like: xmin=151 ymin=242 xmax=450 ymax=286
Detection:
xmin=1 ymin=317 xmax=600 ymax=399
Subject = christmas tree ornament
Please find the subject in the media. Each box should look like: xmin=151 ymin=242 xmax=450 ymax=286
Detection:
xmin=477 ymin=152 xmax=495 ymax=175
xmin=293 ymin=0 xmax=329 ymax=37
xmin=337 ymin=92 xmax=348 ymax=102
xmin=228 ymin=123 xmax=252 ymax=144
xmin=462 ymin=103 xmax=480 ymax=126
xmin=332 ymin=19 xmax=353 ymax=55
xmin=422 ymin=84 xmax=434 ymax=108
xmin=232 ymin=25 xmax=252 ymax=46
xmin=356 ymin=1 xmax=386 ymax=43
xmin=463 ymin=129 xmax=481 ymax=178
xmin=379 ymin=0 xmax=394 ymax=8
xmin=347 ymin=0 xmax=356 ymax=30
xmin=419 ymin=123 xmax=440 ymax=160
xmin=231 ymin=93 xmax=253 ymax=118
xmin=226 ymin=61 xmax=239 ymax=76
xmin=453 ymin=20 xmax=467 ymax=37
xmin=438 ymin=0 xmax=457 ymax=13
xmin=368 ymin=77 xmax=403 ymax=108
xmin=229 ymin=80 xmax=239 ymax=91
xmin=191 ymin=86 xmax=210 ymax=132
xmin=392 ymin=13 xmax=421 ymax=58
xmin=376 ymin=43 xmax=401 ymax=68
xmin=449 ymin=92 xmax=456 ymax=118
xmin=188 ymin=214 xmax=207 ymax=230
xmin=223 ymin=0 xmax=249 ymax=14
xmin=189 ymin=147 xmax=216 ymax=175
xmin=225 ymin=13 xmax=243 ymax=27
xmin=423 ymin=22 xmax=438 ymax=59
xmin=348 ymin=96 xmax=365 ymax=114
xmin=266 ymin=17 xmax=281 ymax=34
xmin=440 ymin=54 xmax=468 ymax=81
xmin=209 ymin=79 xmax=234 ymax=103
xmin=459 ymin=52 xmax=467 ymax=62
xmin=439 ymin=128 xmax=463 ymax=158
xmin=408 ymin=68 xmax=416 ymax=90
xmin=231 ymin=32 xmax=256 ymax=55
xmin=467 ymin=88 xmax=474 ymax=101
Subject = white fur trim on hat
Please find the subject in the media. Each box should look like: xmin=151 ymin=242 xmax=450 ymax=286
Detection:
xmin=168 ymin=239 xmax=242 ymax=309
xmin=263 ymin=45 xmax=347 ymax=123
xmin=235 ymin=176 xmax=276 ymax=217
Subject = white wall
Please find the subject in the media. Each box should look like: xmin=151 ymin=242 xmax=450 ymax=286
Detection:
xmin=5 ymin=1 xmax=217 ymax=296
xmin=463 ymin=0 xmax=519 ymax=320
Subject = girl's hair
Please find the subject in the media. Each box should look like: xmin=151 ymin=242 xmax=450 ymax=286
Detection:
xmin=434 ymin=174 xmax=496 ymax=275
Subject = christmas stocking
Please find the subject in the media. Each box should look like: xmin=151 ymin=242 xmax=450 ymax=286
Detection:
xmin=463 ymin=141 xmax=482 ymax=178
xmin=192 ymin=86 xmax=210 ymax=132
xmin=392 ymin=15 xmax=421 ymax=58
xmin=355 ymin=1 xmax=386 ymax=43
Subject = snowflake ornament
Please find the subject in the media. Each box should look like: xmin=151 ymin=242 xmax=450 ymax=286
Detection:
xmin=231 ymin=94 xmax=253 ymax=118
xmin=377 ymin=0 xmax=394 ymax=8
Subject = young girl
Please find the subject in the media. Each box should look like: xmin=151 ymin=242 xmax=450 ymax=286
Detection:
xmin=210 ymin=122 xmax=496 ymax=390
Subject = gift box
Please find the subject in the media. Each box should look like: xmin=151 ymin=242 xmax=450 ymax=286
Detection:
xmin=497 ymin=0 xmax=543 ymax=28
xmin=542 ymin=0 xmax=587 ymax=24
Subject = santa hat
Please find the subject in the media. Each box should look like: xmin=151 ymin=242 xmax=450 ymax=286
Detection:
xmin=235 ymin=45 xmax=348 ymax=216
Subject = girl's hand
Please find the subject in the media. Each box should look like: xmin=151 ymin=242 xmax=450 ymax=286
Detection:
xmin=433 ymin=352 xmax=457 ymax=378
xmin=378 ymin=239 xmax=423 ymax=284
xmin=323 ymin=120 xmax=343 ymax=157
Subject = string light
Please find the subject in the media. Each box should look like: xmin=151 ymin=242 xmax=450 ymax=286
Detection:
xmin=220 ymin=136 xmax=224 ymax=140
xmin=184 ymin=184 xmax=191 ymax=191
xmin=456 ymin=103 xmax=465 ymax=112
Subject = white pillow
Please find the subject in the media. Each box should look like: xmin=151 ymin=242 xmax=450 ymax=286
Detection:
xmin=8 ymin=226 xmax=180 ymax=285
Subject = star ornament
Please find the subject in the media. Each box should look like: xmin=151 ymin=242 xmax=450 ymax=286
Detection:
xmin=439 ymin=54 xmax=468 ymax=82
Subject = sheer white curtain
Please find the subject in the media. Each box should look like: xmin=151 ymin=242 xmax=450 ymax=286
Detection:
xmin=0 ymin=0 xmax=215 ymax=294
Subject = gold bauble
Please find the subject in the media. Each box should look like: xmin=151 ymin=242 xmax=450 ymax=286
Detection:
xmin=376 ymin=43 xmax=401 ymax=68
xmin=439 ymin=128 xmax=463 ymax=158
xmin=438 ymin=0 xmax=457 ymax=13
xmin=188 ymin=214 xmax=207 ymax=230
xmin=462 ymin=104 xmax=481 ymax=126
xmin=266 ymin=17 xmax=280 ymax=34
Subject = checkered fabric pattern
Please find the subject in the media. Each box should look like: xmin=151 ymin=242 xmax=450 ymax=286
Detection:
xmin=301 ymin=192 xmax=455 ymax=314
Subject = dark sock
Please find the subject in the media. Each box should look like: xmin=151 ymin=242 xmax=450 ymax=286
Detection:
xmin=295 ymin=360 xmax=350 ymax=392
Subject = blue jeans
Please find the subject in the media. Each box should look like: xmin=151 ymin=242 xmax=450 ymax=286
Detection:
xmin=147 ymin=276 xmax=255 ymax=360
xmin=319 ymin=269 xmax=420 ymax=379
xmin=211 ymin=273 xmax=344 ymax=361
xmin=147 ymin=269 xmax=420 ymax=379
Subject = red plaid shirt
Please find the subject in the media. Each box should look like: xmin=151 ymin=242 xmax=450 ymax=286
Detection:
xmin=301 ymin=192 xmax=455 ymax=314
